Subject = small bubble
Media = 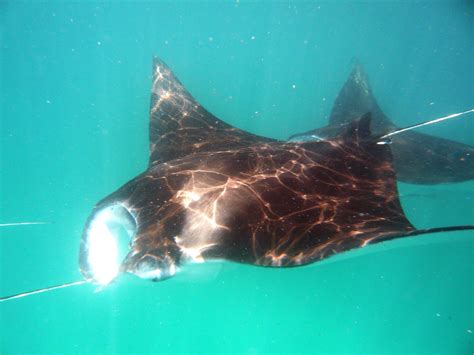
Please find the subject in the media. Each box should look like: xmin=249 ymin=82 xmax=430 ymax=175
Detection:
xmin=251 ymin=36 xmax=256 ymax=40
xmin=292 ymin=84 xmax=296 ymax=89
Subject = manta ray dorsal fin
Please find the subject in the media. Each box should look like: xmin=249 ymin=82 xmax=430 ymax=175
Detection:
xmin=329 ymin=62 xmax=394 ymax=133
xmin=148 ymin=58 xmax=275 ymax=165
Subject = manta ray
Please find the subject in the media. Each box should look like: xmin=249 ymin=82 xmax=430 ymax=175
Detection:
xmin=1 ymin=58 xmax=472 ymax=301
xmin=76 ymin=58 xmax=473 ymax=286
xmin=288 ymin=63 xmax=474 ymax=184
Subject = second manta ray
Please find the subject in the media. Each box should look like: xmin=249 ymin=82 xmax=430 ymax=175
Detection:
xmin=77 ymin=58 xmax=473 ymax=286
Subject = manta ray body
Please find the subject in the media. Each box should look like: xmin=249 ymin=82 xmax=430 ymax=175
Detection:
xmin=78 ymin=59 xmax=473 ymax=286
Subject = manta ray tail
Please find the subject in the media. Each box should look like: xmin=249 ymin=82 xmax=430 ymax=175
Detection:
xmin=404 ymin=225 xmax=474 ymax=238
xmin=290 ymin=62 xmax=474 ymax=184
xmin=374 ymin=225 xmax=474 ymax=247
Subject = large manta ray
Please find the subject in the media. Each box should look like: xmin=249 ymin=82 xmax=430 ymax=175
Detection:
xmin=76 ymin=58 xmax=473 ymax=286
xmin=289 ymin=63 xmax=474 ymax=184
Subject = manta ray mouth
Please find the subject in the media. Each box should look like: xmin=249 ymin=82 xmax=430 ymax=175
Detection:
xmin=80 ymin=204 xmax=137 ymax=286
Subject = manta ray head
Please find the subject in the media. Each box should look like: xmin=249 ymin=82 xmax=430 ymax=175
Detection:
xmin=78 ymin=177 xmax=182 ymax=286
xmin=79 ymin=203 xmax=137 ymax=286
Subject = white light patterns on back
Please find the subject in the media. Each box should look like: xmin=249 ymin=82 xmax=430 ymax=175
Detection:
xmin=288 ymin=134 xmax=325 ymax=142
xmin=85 ymin=205 xmax=136 ymax=285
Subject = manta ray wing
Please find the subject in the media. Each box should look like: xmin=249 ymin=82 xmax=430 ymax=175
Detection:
xmin=327 ymin=61 xmax=394 ymax=132
xmin=149 ymin=58 xmax=275 ymax=165
xmin=289 ymin=63 xmax=474 ymax=184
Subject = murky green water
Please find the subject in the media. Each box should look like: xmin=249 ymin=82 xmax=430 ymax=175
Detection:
xmin=1 ymin=1 xmax=473 ymax=353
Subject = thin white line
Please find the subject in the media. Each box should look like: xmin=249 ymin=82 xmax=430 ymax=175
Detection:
xmin=0 ymin=222 xmax=52 ymax=227
xmin=380 ymin=108 xmax=474 ymax=140
xmin=0 ymin=280 xmax=87 ymax=302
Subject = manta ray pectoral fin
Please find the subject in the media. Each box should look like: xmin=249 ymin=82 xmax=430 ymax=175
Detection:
xmin=288 ymin=63 xmax=391 ymax=142
xmin=148 ymin=57 xmax=275 ymax=166
xmin=328 ymin=62 xmax=392 ymax=131
xmin=290 ymin=61 xmax=474 ymax=184
xmin=383 ymin=128 xmax=474 ymax=184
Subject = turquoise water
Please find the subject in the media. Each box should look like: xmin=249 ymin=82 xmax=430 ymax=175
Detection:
xmin=1 ymin=1 xmax=473 ymax=353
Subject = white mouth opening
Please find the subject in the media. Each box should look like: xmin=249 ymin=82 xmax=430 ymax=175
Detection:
xmin=86 ymin=204 xmax=137 ymax=285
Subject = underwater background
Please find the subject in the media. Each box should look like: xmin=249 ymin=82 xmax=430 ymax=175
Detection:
xmin=1 ymin=1 xmax=473 ymax=353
